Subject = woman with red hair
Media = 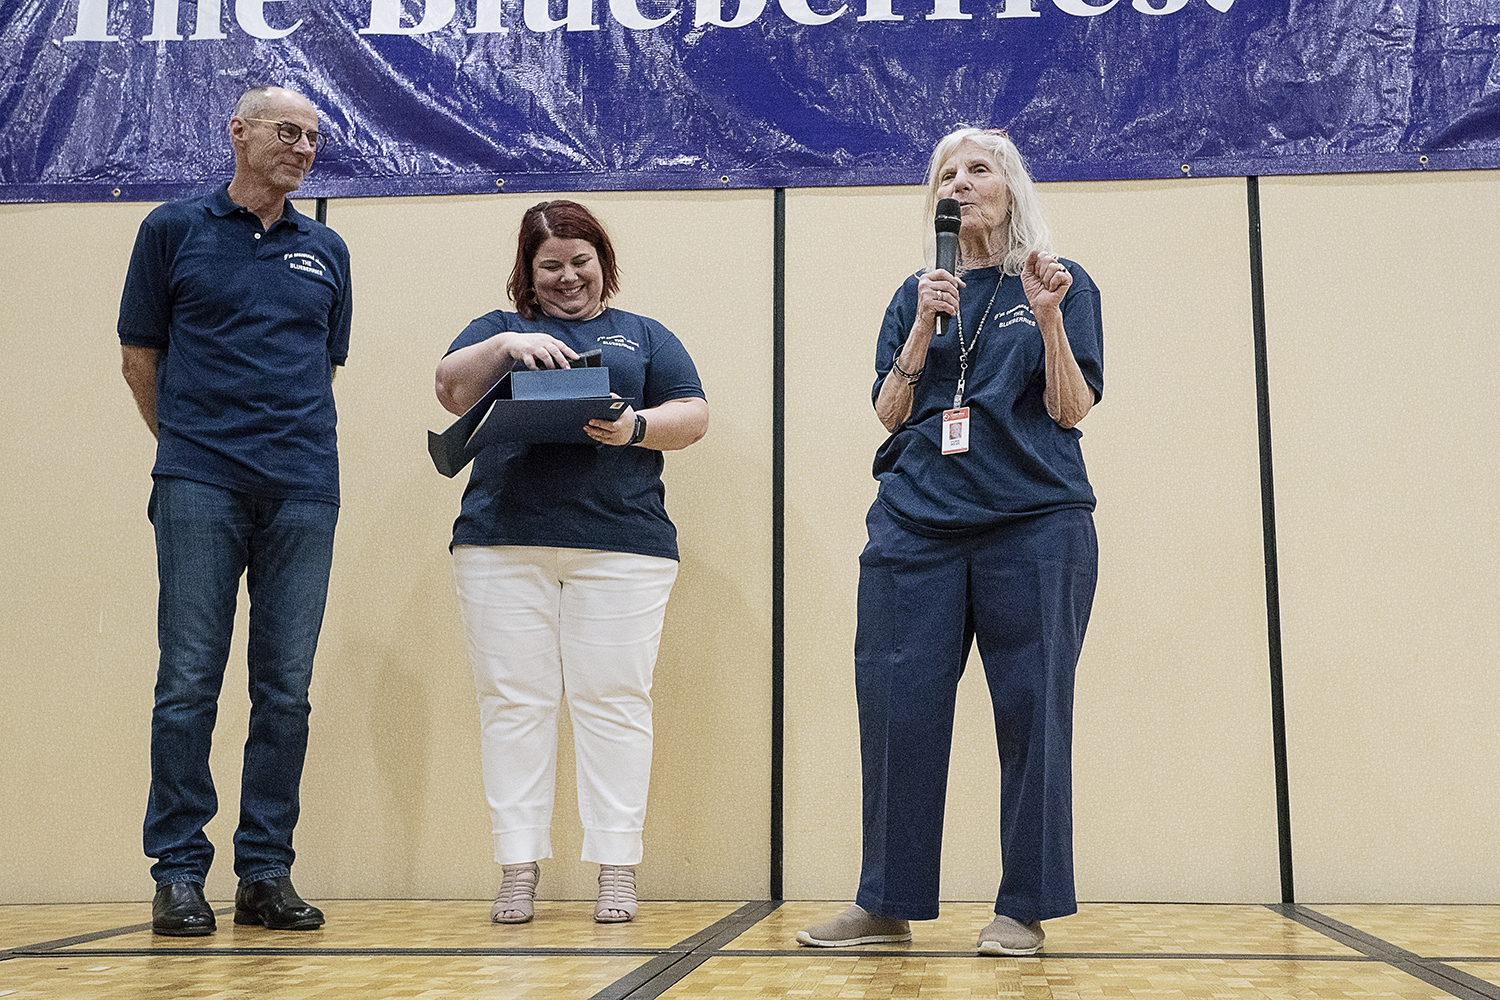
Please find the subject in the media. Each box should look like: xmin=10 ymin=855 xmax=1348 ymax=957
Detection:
xmin=435 ymin=200 xmax=710 ymax=925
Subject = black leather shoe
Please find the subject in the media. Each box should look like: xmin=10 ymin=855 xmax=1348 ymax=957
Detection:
xmin=152 ymin=881 xmax=216 ymax=936
xmin=234 ymin=876 xmax=324 ymax=930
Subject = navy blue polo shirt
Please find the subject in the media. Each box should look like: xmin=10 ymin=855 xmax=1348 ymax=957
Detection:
xmin=871 ymin=262 xmax=1103 ymax=535
xmin=119 ymin=184 xmax=352 ymax=503
xmin=445 ymin=308 xmax=705 ymax=561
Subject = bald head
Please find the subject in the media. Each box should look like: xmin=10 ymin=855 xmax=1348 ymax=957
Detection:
xmin=234 ymin=86 xmax=316 ymax=122
xmin=227 ymin=85 xmax=322 ymax=205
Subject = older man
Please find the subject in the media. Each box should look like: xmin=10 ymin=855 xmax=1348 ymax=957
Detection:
xmin=119 ymin=85 xmax=352 ymax=936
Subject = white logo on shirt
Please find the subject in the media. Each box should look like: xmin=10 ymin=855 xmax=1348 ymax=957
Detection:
xmin=597 ymin=334 xmax=638 ymax=352
xmin=285 ymin=252 xmax=327 ymax=276
xmin=993 ymin=303 xmax=1037 ymax=329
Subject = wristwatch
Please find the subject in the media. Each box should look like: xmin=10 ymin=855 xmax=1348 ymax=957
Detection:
xmin=627 ymin=413 xmax=647 ymax=446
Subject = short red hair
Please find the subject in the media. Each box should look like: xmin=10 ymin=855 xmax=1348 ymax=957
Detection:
xmin=508 ymin=200 xmax=621 ymax=320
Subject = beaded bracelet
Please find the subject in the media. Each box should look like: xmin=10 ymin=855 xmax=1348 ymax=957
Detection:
xmin=891 ymin=357 xmax=923 ymax=384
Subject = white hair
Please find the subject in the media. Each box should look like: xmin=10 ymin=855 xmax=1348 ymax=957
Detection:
xmin=920 ymin=127 xmax=1055 ymax=276
xmin=232 ymin=86 xmax=279 ymax=121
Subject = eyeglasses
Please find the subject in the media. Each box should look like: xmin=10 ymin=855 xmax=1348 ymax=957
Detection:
xmin=243 ymin=118 xmax=328 ymax=153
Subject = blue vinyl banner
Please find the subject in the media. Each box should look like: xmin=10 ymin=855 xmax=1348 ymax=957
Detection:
xmin=2 ymin=0 xmax=1499 ymax=201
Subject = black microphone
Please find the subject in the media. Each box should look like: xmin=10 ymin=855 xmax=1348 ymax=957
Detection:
xmin=934 ymin=198 xmax=961 ymax=336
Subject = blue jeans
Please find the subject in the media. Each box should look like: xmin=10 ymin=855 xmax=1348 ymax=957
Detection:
xmin=854 ymin=503 xmax=1097 ymax=923
xmin=145 ymin=476 xmax=338 ymax=888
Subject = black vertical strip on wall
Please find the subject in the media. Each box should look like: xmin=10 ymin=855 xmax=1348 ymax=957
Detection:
xmin=770 ymin=188 xmax=786 ymax=901
xmin=1246 ymin=176 xmax=1295 ymax=904
xmin=316 ymin=198 xmax=327 ymax=225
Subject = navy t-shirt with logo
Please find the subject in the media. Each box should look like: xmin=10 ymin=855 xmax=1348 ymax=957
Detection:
xmin=118 ymin=184 xmax=352 ymax=504
xmin=871 ymin=262 xmax=1103 ymax=536
xmin=445 ymin=308 xmax=705 ymax=562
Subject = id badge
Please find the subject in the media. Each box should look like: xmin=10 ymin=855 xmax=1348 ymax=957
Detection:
xmin=941 ymin=407 xmax=969 ymax=455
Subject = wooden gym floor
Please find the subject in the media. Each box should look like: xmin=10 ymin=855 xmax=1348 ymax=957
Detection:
xmin=3 ymin=899 xmax=1499 ymax=999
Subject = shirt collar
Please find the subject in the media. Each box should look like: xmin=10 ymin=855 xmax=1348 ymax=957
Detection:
xmin=205 ymin=182 xmax=312 ymax=233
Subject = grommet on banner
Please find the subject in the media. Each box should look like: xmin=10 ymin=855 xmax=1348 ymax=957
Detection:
xmin=1180 ymin=164 xmax=1191 ymax=175
xmin=495 ymin=178 xmax=505 ymax=188
xmin=1419 ymin=155 xmax=1429 ymax=166
xmin=719 ymin=175 xmax=730 ymax=184
xmin=112 ymin=188 xmax=121 ymax=197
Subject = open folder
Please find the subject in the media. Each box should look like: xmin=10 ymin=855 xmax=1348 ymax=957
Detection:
xmin=427 ymin=350 xmax=631 ymax=478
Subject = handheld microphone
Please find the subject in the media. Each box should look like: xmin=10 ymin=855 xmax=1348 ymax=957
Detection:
xmin=934 ymin=198 xmax=961 ymax=336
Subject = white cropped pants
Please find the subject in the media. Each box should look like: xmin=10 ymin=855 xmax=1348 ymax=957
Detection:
xmin=452 ymin=545 xmax=678 ymax=866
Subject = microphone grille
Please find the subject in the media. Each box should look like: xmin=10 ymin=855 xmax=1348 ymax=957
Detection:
xmin=934 ymin=198 xmax=962 ymax=234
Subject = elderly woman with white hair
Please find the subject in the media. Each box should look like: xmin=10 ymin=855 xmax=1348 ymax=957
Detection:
xmin=798 ymin=127 xmax=1103 ymax=956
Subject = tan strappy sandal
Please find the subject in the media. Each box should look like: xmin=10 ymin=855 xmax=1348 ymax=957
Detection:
xmin=594 ymin=865 xmax=638 ymax=923
xmin=491 ymin=862 xmax=539 ymax=924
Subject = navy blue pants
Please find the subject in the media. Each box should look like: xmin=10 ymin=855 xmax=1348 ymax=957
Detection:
xmin=853 ymin=502 xmax=1097 ymax=923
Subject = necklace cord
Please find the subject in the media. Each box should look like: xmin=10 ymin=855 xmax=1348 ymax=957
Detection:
xmin=953 ymin=276 xmax=1002 ymax=410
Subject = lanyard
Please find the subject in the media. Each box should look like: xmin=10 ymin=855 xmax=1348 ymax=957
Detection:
xmin=953 ymin=277 xmax=1001 ymax=410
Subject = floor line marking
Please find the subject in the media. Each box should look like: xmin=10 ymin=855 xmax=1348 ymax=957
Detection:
xmin=589 ymin=900 xmax=784 ymax=1000
xmin=1268 ymin=904 xmax=1500 ymax=1000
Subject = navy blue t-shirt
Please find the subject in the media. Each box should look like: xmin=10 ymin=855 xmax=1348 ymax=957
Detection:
xmin=445 ymin=308 xmax=706 ymax=561
xmin=872 ymin=262 xmax=1103 ymax=535
xmin=118 ymin=184 xmax=352 ymax=503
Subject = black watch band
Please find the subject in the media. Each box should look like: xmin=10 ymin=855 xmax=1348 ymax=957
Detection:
xmin=627 ymin=413 xmax=647 ymax=446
